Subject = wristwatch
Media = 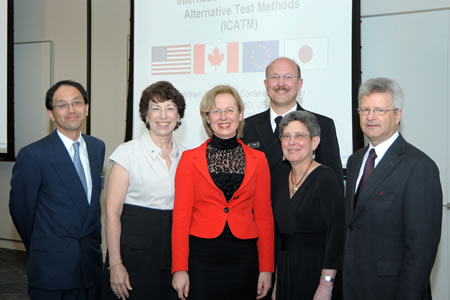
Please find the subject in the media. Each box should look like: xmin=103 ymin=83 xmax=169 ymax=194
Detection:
xmin=320 ymin=275 xmax=334 ymax=283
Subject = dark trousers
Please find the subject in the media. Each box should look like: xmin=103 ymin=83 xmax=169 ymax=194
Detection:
xmin=188 ymin=235 xmax=259 ymax=300
xmin=29 ymin=284 xmax=101 ymax=300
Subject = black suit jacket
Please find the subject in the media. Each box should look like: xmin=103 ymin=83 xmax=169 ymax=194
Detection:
xmin=343 ymin=134 xmax=442 ymax=300
xmin=243 ymin=103 xmax=343 ymax=181
xmin=9 ymin=130 xmax=105 ymax=290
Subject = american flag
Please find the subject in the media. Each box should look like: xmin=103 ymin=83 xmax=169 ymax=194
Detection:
xmin=151 ymin=45 xmax=191 ymax=75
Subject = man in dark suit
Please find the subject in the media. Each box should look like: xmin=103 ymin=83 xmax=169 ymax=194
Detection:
xmin=9 ymin=80 xmax=105 ymax=300
xmin=243 ymin=57 xmax=342 ymax=180
xmin=343 ymin=77 xmax=442 ymax=300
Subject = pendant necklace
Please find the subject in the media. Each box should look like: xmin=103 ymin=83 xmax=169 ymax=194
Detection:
xmin=291 ymin=159 xmax=314 ymax=194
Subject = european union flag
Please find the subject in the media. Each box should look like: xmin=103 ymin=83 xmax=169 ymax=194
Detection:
xmin=243 ymin=40 xmax=279 ymax=72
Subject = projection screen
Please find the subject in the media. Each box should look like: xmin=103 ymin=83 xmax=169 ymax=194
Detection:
xmin=133 ymin=0 xmax=355 ymax=166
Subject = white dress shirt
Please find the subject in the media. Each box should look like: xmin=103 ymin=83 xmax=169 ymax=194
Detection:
xmin=270 ymin=104 xmax=297 ymax=132
xmin=109 ymin=132 xmax=185 ymax=210
xmin=355 ymin=131 xmax=399 ymax=192
xmin=56 ymin=130 xmax=93 ymax=202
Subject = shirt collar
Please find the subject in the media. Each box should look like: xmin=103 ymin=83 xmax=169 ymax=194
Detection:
xmin=56 ymin=130 xmax=85 ymax=152
xmin=269 ymin=103 xmax=297 ymax=130
xmin=140 ymin=132 xmax=181 ymax=159
xmin=368 ymin=131 xmax=399 ymax=161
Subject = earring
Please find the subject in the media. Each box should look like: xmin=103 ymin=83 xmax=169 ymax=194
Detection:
xmin=282 ymin=155 xmax=285 ymax=161
xmin=312 ymin=150 xmax=316 ymax=160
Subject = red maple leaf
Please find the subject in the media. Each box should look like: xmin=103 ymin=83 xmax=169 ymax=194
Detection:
xmin=208 ymin=47 xmax=224 ymax=71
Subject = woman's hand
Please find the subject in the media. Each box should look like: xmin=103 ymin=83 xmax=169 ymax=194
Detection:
xmin=105 ymin=163 xmax=131 ymax=299
xmin=313 ymin=270 xmax=336 ymax=300
xmin=312 ymin=279 xmax=333 ymax=300
xmin=172 ymin=271 xmax=190 ymax=300
xmin=256 ymin=271 xmax=272 ymax=299
xmin=110 ymin=263 xmax=132 ymax=299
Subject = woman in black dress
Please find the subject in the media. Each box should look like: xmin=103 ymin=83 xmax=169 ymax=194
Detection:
xmin=271 ymin=110 xmax=344 ymax=300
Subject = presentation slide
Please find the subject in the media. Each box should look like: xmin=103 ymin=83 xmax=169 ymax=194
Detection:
xmin=134 ymin=0 xmax=353 ymax=165
xmin=0 ymin=0 xmax=7 ymax=153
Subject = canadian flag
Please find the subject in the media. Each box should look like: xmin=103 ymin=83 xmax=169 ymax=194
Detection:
xmin=193 ymin=42 xmax=239 ymax=74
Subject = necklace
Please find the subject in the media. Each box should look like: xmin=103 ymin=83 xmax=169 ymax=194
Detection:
xmin=290 ymin=159 xmax=314 ymax=194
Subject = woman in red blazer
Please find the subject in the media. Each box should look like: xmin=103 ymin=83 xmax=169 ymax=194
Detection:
xmin=172 ymin=85 xmax=274 ymax=300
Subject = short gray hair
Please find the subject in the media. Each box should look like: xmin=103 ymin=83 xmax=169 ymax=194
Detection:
xmin=279 ymin=110 xmax=320 ymax=138
xmin=358 ymin=77 xmax=404 ymax=109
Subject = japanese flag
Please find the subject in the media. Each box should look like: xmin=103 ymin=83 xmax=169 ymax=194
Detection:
xmin=285 ymin=37 xmax=329 ymax=70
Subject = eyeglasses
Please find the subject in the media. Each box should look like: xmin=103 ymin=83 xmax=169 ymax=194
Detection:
xmin=52 ymin=100 xmax=85 ymax=110
xmin=357 ymin=107 xmax=399 ymax=116
xmin=281 ymin=133 xmax=310 ymax=142
xmin=267 ymin=73 xmax=299 ymax=82
xmin=209 ymin=107 xmax=238 ymax=116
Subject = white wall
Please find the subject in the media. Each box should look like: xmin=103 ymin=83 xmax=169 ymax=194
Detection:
xmin=362 ymin=0 xmax=449 ymax=16
xmin=0 ymin=0 xmax=129 ymax=250
xmin=361 ymin=1 xmax=449 ymax=299
xmin=0 ymin=0 xmax=88 ymax=249
xmin=91 ymin=0 xmax=129 ymax=160
xmin=90 ymin=0 xmax=130 ymax=252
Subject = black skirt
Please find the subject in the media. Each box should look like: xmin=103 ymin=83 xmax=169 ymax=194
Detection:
xmin=102 ymin=204 xmax=178 ymax=300
xmin=276 ymin=233 xmax=342 ymax=300
xmin=188 ymin=235 xmax=259 ymax=300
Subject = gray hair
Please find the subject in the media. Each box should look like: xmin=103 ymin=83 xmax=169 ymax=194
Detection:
xmin=358 ymin=77 xmax=404 ymax=109
xmin=279 ymin=110 xmax=320 ymax=138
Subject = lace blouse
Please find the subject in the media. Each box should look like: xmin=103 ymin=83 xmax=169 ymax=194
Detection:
xmin=207 ymin=135 xmax=245 ymax=238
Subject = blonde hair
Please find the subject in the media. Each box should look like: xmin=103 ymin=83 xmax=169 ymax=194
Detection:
xmin=200 ymin=85 xmax=245 ymax=139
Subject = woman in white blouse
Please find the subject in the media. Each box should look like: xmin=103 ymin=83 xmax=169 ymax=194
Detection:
xmin=102 ymin=81 xmax=186 ymax=300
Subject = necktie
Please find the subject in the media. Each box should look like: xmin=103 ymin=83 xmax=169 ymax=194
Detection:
xmin=355 ymin=148 xmax=377 ymax=207
xmin=73 ymin=142 xmax=88 ymax=199
xmin=273 ymin=116 xmax=282 ymax=140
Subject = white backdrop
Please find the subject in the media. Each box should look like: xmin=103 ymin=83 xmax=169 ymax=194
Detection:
xmin=133 ymin=0 xmax=354 ymax=165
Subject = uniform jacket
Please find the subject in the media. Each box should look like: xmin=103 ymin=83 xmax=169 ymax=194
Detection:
xmin=243 ymin=103 xmax=343 ymax=182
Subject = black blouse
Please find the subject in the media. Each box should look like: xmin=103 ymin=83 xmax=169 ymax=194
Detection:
xmin=207 ymin=135 xmax=245 ymax=238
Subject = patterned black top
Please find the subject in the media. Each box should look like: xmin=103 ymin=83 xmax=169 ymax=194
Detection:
xmin=207 ymin=135 xmax=245 ymax=238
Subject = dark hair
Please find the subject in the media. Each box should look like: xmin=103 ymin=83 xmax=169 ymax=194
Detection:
xmin=45 ymin=80 xmax=88 ymax=110
xmin=139 ymin=81 xmax=186 ymax=130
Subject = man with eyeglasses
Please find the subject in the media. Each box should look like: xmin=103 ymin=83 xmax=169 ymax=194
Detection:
xmin=9 ymin=80 xmax=105 ymax=300
xmin=243 ymin=57 xmax=343 ymax=181
xmin=343 ymin=77 xmax=442 ymax=300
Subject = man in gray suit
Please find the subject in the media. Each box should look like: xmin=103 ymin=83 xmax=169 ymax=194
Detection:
xmin=343 ymin=77 xmax=442 ymax=300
